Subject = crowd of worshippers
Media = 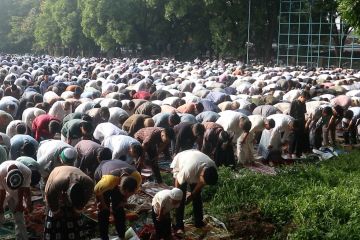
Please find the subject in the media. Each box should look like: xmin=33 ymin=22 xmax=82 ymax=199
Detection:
xmin=0 ymin=55 xmax=358 ymax=239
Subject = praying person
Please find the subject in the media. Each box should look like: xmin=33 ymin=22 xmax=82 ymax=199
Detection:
xmin=152 ymin=188 xmax=183 ymax=240
xmin=237 ymin=120 xmax=255 ymax=166
xmin=94 ymin=160 xmax=141 ymax=240
xmin=31 ymin=114 xmax=61 ymax=141
xmin=289 ymin=91 xmax=309 ymax=158
xmin=0 ymin=161 xmax=32 ymax=240
xmin=171 ymin=150 xmax=218 ymax=234
xmin=342 ymin=107 xmax=360 ymax=145
xmin=44 ymin=166 xmax=94 ymax=240
xmin=134 ymin=127 xmax=174 ymax=183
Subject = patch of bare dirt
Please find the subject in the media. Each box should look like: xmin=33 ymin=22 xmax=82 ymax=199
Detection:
xmin=226 ymin=209 xmax=276 ymax=239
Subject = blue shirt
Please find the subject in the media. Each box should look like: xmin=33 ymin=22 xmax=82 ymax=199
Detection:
xmin=199 ymin=99 xmax=221 ymax=113
xmin=153 ymin=113 xmax=170 ymax=128
xmin=10 ymin=134 xmax=38 ymax=160
xmin=196 ymin=111 xmax=220 ymax=123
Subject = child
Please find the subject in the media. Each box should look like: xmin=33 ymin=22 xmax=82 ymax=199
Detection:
xmin=152 ymin=188 xmax=183 ymax=240
xmin=342 ymin=108 xmax=360 ymax=145
xmin=309 ymin=106 xmax=332 ymax=149
xmin=237 ymin=120 xmax=254 ymax=166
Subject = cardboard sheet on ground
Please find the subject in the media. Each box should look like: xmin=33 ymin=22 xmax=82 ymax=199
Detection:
xmin=131 ymin=214 xmax=232 ymax=240
xmin=83 ymin=182 xmax=171 ymax=228
xmin=312 ymin=147 xmax=340 ymax=160
xmin=158 ymin=161 xmax=172 ymax=172
xmin=141 ymin=182 xmax=172 ymax=197
xmin=174 ymin=215 xmax=231 ymax=240
xmin=1 ymin=182 xmax=231 ymax=239
xmin=0 ymin=190 xmax=46 ymax=239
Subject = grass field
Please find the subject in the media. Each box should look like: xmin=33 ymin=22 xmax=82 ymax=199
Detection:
xmin=189 ymin=151 xmax=360 ymax=239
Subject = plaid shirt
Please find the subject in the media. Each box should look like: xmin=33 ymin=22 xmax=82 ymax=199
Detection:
xmin=134 ymin=127 xmax=163 ymax=146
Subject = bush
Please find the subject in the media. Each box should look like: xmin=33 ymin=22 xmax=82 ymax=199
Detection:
xmin=204 ymin=151 xmax=360 ymax=239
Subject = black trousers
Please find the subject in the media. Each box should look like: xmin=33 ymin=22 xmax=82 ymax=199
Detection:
xmin=289 ymin=124 xmax=305 ymax=157
xmin=151 ymin=207 xmax=172 ymax=240
xmin=214 ymin=144 xmax=235 ymax=167
xmin=146 ymin=145 xmax=163 ymax=183
xmin=310 ymin=124 xmax=323 ymax=149
xmin=98 ymin=188 xmax=126 ymax=240
xmin=175 ymin=182 xmax=203 ymax=230
xmin=343 ymin=121 xmax=358 ymax=144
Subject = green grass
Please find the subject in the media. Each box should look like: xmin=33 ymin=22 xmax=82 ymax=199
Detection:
xmin=201 ymin=151 xmax=360 ymax=239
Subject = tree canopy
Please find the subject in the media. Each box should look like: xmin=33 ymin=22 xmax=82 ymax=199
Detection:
xmin=0 ymin=0 xmax=358 ymax=61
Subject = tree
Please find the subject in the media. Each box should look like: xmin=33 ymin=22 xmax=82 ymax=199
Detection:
xmin=34 ymin=0 xmax=98 ymax=56
xmin=0 ymin=0 xmax=14 ymax=52
xmin=164 ymin=0 xmax=280 ymax=61
xmin=164 ymin=0 xmax=212 ymax=58
xmin=51 ymin=0 xmax=83 ymax=55
xmin=313 ymin=0 xmax=352 ymax=58
xmin=9 ymin=7 xmax=39 ymax=53
xmin=79 ymin=0 xmax=123 ymax=54
xmin=250 ymin=0 xmax=280 ymax=62
xmin=79 ymin=0 xmax=174 ymax=56
xmin=338 ymin=0 xmax=360 ymax=31
xmin=34 ymin=0 xmax=61 ymax=55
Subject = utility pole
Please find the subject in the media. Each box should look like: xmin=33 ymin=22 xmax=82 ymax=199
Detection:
xmin=246 ymin=0 xmax=251 ymax=64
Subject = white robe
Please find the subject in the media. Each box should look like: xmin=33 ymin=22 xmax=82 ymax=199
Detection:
xmin=237 ymin=132 xmax=255 ymax=165
xmin=93 ymin=122 xmax=127 ymax=143
xmin=48 ymin=101 xmax=72 ymax=121
xmin=216 ymin=110 xmax=248 ymax=142
xmin=258 ymin=128 xmax=281 ymax=159
xmin=22 ymin=107 xmax=46 ymax=129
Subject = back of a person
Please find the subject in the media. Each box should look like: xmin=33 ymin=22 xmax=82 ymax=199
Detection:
xmin=349 ymin=107 xmax=360 ymax=119
xmin=153 ymin=113 xmax=170 ymax=128
xmin=95 ymin=159 xmax=135 ymax=181
xmin=0 ymin=160 xmax=31 ymax=192
xmin=134 ymin=127 xmax=161 ymax=142
xmin=174 ymin=122 xmax=192 ymax=135
xmin=37 ymin=140 xmax=71 ymax=165
xmin=76 ymin=140 xmax=101 ymax=153
xmin=63 ymin=112 xmax=83 ymax=125
xmin=61 ymin=119 xmax=85 ymax=136
xmin=46 ymin=165 xmax=88 ymax=186
xmin=123 ymin=114 xmax=148 ymax=130
xmin=102 ymin=135 xmax=140 ymax=159
xmin=172 ymin=149 xmax=215 ymax=183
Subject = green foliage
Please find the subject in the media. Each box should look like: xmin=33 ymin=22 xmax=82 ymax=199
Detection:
xmin=51 ymin=0 xmax=81 ymax=48
xmin=338 ymin=0 xmax=360 ymax=32
xmin=0 ymin=0 xmax=15 ymax=51
xmin=204 ymin=151 xmax=360 ymax=239
xmin=34 ymin=1 xmax=61 ymax=54
xmin=78 ymin=0 xmax=118 ymax=52
xmin=9 ymin=8 xmax=38 ymax=52
xmin=0 ymin=0 xmax=40 ymax=53
xmin=79 ymin=0 xmax=172 ymax=55
xmin=34 ymin=0 xmax=96 ymax=56
xmin=0 ymin=0 xmax=360 ymax=58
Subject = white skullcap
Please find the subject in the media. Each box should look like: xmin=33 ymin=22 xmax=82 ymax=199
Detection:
xmin=170 ymin=188 xmax=183 ymax=201
xmin=60 ymin=147 xmax=77 ymax=165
